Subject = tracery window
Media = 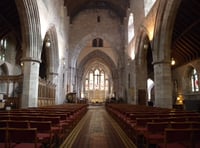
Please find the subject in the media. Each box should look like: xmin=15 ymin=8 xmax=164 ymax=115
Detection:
xmin=85 ymin=68 xmax=109 ymax=91
xmin=190 ymin=68 xmax=199 ymax=92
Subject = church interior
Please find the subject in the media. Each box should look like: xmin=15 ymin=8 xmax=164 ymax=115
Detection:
xmin=0 ymin=0 xmax=200 ymax=147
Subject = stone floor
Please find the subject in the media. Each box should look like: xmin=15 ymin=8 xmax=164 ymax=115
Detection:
xmin=60 ymin=105 xmax=136 ymax=148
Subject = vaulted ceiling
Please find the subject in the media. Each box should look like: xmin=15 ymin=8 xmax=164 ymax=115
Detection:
xmin=0 ymin=0 xmax=199 ymax=69
xmin=64 ymin=0 xmax=130 ymax=23
xmin=64 ymin=0 xmax=200 ymax=68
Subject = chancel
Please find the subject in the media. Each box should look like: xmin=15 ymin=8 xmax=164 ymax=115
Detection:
xmin=0 ymin=0 xmax=200 ymax=148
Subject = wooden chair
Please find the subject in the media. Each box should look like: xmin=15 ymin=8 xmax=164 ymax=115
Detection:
xmin=157 ymin=128 xmax=192 ymax=148
xmin=29 ymin=121 xmax=53 ymax=148
xmin=192 ymin=129 xmax=200 ymax=148
xmin=192 ymin=122 xmax=200 ymax=128
xmin=144 ymin=122 xmax=169 ymax=148
xmin=131 ymin=118 xmax=154 ymax=146
xmin=169 ymin=122 xmax=192 ymax=129
xmin=8 ymin=128 xmax=43 ymax=148
xmin=0 ymin=128 xmax=8 ymax=148
xmin=7 ymin=120 xmax=29 ymax=128
xmin=0 ymin=120 xmax=8 ymax=128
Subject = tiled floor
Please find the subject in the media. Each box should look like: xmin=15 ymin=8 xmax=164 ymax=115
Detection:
xmin=61 ymin=105 xmax=136 ymax=148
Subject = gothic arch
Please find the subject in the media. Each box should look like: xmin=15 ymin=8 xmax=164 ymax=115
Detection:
xmin=71 ymin=33 xmax=119 ymax=67
xmin=152 ymin=0 xmax=181 ymax=62
xmin=44 ymin=26 xmax=59 ymax=77
xmin=135 ymin=29 xmax=151 ymax=66
xmin=76 ymin=50 xmax=117 ymax=99
xmin=15 ymin=0 xmax=42 ymax=62
xmin=77 ymin=50 xmax=117 ymax=79
xmin=0 ymin=63 xmax=9 ymax=75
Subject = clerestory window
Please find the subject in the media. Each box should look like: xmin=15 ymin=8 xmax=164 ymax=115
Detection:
xmin=190 ymin=68 xmax=199 ymax=92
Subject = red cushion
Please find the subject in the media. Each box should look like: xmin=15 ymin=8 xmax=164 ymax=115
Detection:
xmin=11 ymin=143 xmax=43 ymax=148
xmin=158 ymin=143 xmax=189 ymax=148
xmin=37 ymin=133 xmax=51 ymax=141
xmin=146 ymin=134 xmax=164 ymax=144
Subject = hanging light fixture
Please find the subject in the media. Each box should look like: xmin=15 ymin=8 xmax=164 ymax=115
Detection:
xmin=171 ymin=58 xmax=175 ymax=66
xmin=45 ymin=39 xmax=51 ymax=47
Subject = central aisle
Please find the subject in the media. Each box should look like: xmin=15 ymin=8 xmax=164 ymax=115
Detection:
xmin=61 ymin=105 xmax=136 ymax=148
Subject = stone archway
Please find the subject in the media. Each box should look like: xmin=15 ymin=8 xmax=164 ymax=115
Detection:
xmin=134 ymin=29 xmax=153 ymax=105
xmin=42 ymin=26 xmax=59 ymax=82
xmin=77 ymin=50 xmax=117 ymax=101
xmin=16 ymin=0 xmax=42 ymax=108
xmin=151 ymin=0 xmax=181 ymax=108
xmin=70 ymin=33 xmax=120 ymax=67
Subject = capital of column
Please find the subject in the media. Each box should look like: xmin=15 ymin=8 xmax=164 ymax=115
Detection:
xmin=21 ymin=57 xmax=41 ymax=63
xmin=152 ymin=60 xmax=170 ymax=65
xmin=48 ymin=72 xmax=58 ymax=76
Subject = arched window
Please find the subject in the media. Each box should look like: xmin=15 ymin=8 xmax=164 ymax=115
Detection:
xmin=190 ymin=68 xmax=199 ymax=92
xmin=85 ymin=68 xmax=108 ymax=91
xmin=0 ymin=38 xmax=7 ymax=61
xmin=128 ymin=13 xmax=134 ymax=43
xmin=144 ymin=0 xmax=156 ymax=16
xmin=147 ymin=78 xmax=154 ymax=101
xmin=92 ymin=38 xmax=103 ymax=47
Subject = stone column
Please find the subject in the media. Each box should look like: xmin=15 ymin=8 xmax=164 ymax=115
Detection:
xmin=154 ymin=61 xmax=173 ymax=108
xmin=21 ymin=60 xmax=40 ymax=108
xmin=48 ymin=73 xmax=58 ymax=84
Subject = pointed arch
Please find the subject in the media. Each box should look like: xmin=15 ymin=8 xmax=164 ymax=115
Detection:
xmin=152 ymin=0 xmax=181 ymax=62
xmin=44 ymin=26 xmax=59 ymax=75
xmin=15 ymin=0 xmax=42 ymax=62
xmin=71 ymin=33 xmax=119 ymax=67
xmin=77 ymin=50 xmax=116 ymax=80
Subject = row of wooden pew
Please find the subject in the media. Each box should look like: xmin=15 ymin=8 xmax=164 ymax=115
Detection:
xmin=106 ymin=104 xmax=200 ymax=148
xmin=0 ymin=103 xmax=88 ymax=148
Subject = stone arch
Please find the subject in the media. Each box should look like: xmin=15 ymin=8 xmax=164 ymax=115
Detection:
xmin=15 ymin=0 xmax=42 ymax=61
xmin=77 ymin=50 xmax=116 ymax=79
xmin=71 ymin=33 xmax=119 ymax=67
xmin=150 ymin=0 xmax=181 ymax=108
xmin=0 ymin=63 xmax=9 ymax=76
xmin=43 ymin=26 xmax=59 ymax=78
xmin=77 ymin=50 xmax=118 ymax=99
xmin=133 ymin=29 xmax=153 ymax=105
xmin=135 ymin=28 xmax=152 ymax=66
xmin=152 ymin=0 xmax=181 ymax=62
xmin=0 ymin=63 xmax=9 ymax=96
xmin=15 ymin=0 xmax=42 ymax=107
